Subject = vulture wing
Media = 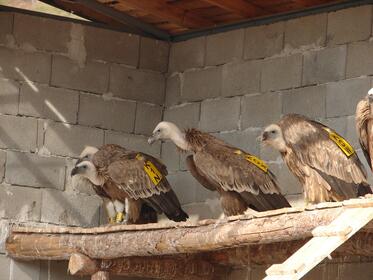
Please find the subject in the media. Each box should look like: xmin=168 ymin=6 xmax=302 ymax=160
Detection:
xmin=356 ymin=98 xmax=372 ymax=169
xmin=191 ymin=139 xmax=290 ymax=211
xmin=280 ymin=114 xmax=370 ymax=199
xmin=107 ymin=152 xmax=188 ymax=222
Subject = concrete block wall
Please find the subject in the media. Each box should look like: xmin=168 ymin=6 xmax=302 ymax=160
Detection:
xmin=0 ymin=11 xmax=167 ymax=280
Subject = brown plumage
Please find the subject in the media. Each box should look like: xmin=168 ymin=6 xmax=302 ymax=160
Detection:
xmin=356 ymin=97 xmax=372 ymax=170
xmin=91 ymin=144 xmax=188 ymax=222
xmin=262 ymin=114 xmax=372 ymax=204
xmin=149 ymin=123 xmax=290 ymax=216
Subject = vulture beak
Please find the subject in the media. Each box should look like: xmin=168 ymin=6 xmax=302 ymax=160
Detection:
xmin=148 ymin=135 xmax=156 ymax=145
xmin=261 ymin=131 xmax=269 ymax=142
xmin=70 ymin=166 xmax=79 ymax=177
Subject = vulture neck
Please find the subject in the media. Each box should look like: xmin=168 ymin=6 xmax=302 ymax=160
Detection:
xmin=87 ymin=172 xmax=105 ymax=186
xmin=170 ymin=129 xmax=190 ymax=151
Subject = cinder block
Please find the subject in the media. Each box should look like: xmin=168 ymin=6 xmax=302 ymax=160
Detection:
xmin=139 ymin=37 xmax=169 ymax=72
xmin=135 ymin=103 xmax=163 ymax=135
xmin=261 ymin=54 xmax=302 ymax=92
xmin=327 ymin=6 xmax=372 ymax=45
xmin=244 ymin=22 xmax=284 ymax=60
xmin=44 ymin=122 xmax=104 ymax=157
xmin=345 ymin=116 xmax=360 ymax=149
xmin=13 ymin=13 xmax=70 ymax=52
xmin=302 ymin=45 xmax=346 ymax=86
xmin=51 ymin=55 xmax=109 ymax=94
xmin=105 ymin=131 xmax=161 ymax=157
xmin=0 ymin=254 xmax=10 ymax=279
xmin=222 ymin=60 xmax=261 ymax=97
xmin=85 ymin=25 xmax=139 ymax=66
xmin=10 ymin=260 xmax=40 ymax=280
xmin=260 ymin=144 xmax=282 ymax=162
xmin=285 ymin=13 xmax=327 ymax=48
xmin=241 ymin=92 xmax=282 ymax=129
xmin=79 ymin=94 xmax=136 ymax=132
xmin=161 ymin=141 xmax=180 ymax=172
xmin=214 ymin=129 xmax=261 ymax=156
xmin=169 ymin=37 xmax=205 ymax=73
xmin=165 ymin=74 xmax=182 ymax=107
xmin=269 ymin=162 xmax=302 ymax=195
xmin=41 ymin=189 xmax=101 ymax=227
xmin=0 ymin=115 xmax=37 ymax=151
xmin=326 ymin=77 xmax=370 ymax=118
xmin=163 ymin=102 xmax=200 ymax=130
xmin=0 ymin=77 xmax=19 ymax=115
xmin=0 ymin=12 xmax=13 ymax=45
xmin=5 ymin=151 xmax=66 ymax=190
xmin=167 ymin=171 xmax=199 ymax=204
xmin=0 ymin=184 xmax=41 ymax=221
xmin=346 ymin=41 xmax=373 ymax=78
xmin=282 ymin=85 xmax=327 ymax=119
xmin=110 ymin=64 xmax=165 ymax=105
xmin=285 ymin=194 xmax=305 ymax=208
xmin=206 ymin=29 xmax=244 ymax=66
xmin=0 ymin=46 xmax=51 ymax=83
xmin=200 ymin=97 xmax=240 ymax=132
xmin=182 ymin=67 xmax=222 ymax=102
xmin=19 ymin=83 xmax=79 ymax=123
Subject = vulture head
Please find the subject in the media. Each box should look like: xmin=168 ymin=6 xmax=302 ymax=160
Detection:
xmin=261 ymin=124 xmax=287 ymax=152
xmin=76 ymin=146 xmax=99 ymax=165
xmin=368 ymin=88 xmax=373 ymax=101
xmin=148 ymin=121 xmax=182 ymax=144
xmin=70 ymin=161 xmax=104 ymax=185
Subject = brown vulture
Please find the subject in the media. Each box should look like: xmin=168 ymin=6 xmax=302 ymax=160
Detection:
xmin=355 ymin=88 xmax=373 ymax=171
xmin=73 ymin=145 xmax=157 ymax=224
xmin=148 ymin=122 xmax=290 ymax=216
xmin=71 ymin=144 xmax=188 ymax=222
xmin=261 ymin=114 xmax=372 ymax=204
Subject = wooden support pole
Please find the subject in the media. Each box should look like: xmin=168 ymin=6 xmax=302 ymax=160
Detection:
xmin=68 ymin=253 xmax=99 ymax=275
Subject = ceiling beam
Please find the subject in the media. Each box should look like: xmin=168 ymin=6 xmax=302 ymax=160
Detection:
xmin=120 ymin=0 xmax=215 ymax=29
xmin=202 ymin=0 xmax=267 ymax=17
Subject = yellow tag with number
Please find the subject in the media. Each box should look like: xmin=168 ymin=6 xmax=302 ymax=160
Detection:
xmin=323 ymin=128 xmax=355 ymax=157
xmin=234 ymin=150 xmax=268 ymax=173
xmin=144 ymin=160 xmax=163 ymax=186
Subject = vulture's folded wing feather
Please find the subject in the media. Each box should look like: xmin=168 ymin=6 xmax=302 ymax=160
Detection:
xmin=356 ymin=98 xmax=372 ymax=169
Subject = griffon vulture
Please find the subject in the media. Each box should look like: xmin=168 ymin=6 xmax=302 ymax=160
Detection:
xmin=71 ymin=144 xmax=188 ymax=222
xmin=148 ymin=122 xmax=291 ymax=216
xmin=73 ymin=145 xmax=157 ymax=224
xmin=356 ymin=88 xmax=373 ymax=171
xmin=261 ymin=114 xmax=372 ymax=204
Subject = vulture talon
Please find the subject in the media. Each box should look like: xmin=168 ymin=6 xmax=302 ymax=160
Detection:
xmin=115 ymin=212 xmax=125 ymax=223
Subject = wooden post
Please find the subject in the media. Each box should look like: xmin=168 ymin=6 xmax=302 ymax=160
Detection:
xmin=92 ymin=271 xmax=110 ymax=280
xmin=68 ymin=253 xmax=99 ymax=275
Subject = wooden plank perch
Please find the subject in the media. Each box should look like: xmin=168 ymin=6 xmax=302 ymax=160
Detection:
xmin=5 ymin=198 xmax=373 ymax=279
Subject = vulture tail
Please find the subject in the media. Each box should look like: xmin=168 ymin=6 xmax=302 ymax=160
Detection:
xmin=145 ymin=190 xmax=189 ymax=222
xmin=358 ymin=183 xmax=372 ymax=196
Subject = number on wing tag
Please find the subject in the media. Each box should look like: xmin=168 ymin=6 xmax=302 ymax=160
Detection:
xmin=323 ymin=128 xmax=355 ymax=157
xmin=234 ymin=150 xmax=268 ymax=173
xmin=144 ymin=160 xmax=163 ymax=186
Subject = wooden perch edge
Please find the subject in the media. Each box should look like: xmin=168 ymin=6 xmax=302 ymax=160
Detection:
xmin=5 ymin=198 xmax=373 ymax=279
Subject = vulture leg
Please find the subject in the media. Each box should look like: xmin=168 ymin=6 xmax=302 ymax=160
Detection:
xmin=218 ymin=190 xmax=247 ymax=216
xmin=186 ymin=155 xmax=217 ymax=191
xmin=103 ymin=199 xmax=116 ymax=224
xmin=113 ymin=200 xmax=125 ymax=223
xmin=125 ymin=198 xmax=141 ymax=224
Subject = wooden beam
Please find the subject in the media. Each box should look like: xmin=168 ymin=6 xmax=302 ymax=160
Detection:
xmin=119 ymin=0 xmax=215 ymax=29
xmin=6 ymin=198 xmax=373 ymax=261
xmin=202 ymin=0 xmax=267 ymax=17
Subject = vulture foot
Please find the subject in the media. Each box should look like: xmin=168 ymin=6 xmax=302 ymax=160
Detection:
xmin=115 ymin=212 xmax=126 ymax=223
xmin=213 ymin=214 xmax=228 ymax=228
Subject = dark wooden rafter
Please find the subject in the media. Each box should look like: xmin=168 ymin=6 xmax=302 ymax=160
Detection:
xmin=202 ymin=0 xmax=268 ymax=17
xmin=111 ymin=0 xmax=216 ymax=29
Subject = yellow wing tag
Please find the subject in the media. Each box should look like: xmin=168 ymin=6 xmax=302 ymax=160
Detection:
xmin=143 ymin=160 xmax=163 ymax=186
xmin=323 ymin=128 xmax=355 ymax=157
xmin=234 ymin=150 xmax=268 ymax=173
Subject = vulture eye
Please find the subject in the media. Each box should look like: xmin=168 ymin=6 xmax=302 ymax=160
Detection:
xmin=157 ymin=129 xmax=161 ymax=133
xmin=82 ymin=165 xmax=87 ymax=169
xmin=271 ymin=130 xmax=276 ymax=134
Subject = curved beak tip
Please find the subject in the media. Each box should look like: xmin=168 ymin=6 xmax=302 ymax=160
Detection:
xmin=70 ymin=168 xmax=78 ymax=177
xmin=147 ymin=136 xmax=155 ymax=145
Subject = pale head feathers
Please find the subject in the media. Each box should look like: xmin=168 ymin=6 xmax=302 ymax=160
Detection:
xmin=71 ymin=161 xmax=104 ymax=186
xmin=368 ymin=88 xmax=373 ymax=100
xmin=261 ymin=124 xmax=287 ymax=152
xmin=79 ymin=146 xmax=99 ymax=160
xmin=149 ymin=121 xmax=189 ymax=150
